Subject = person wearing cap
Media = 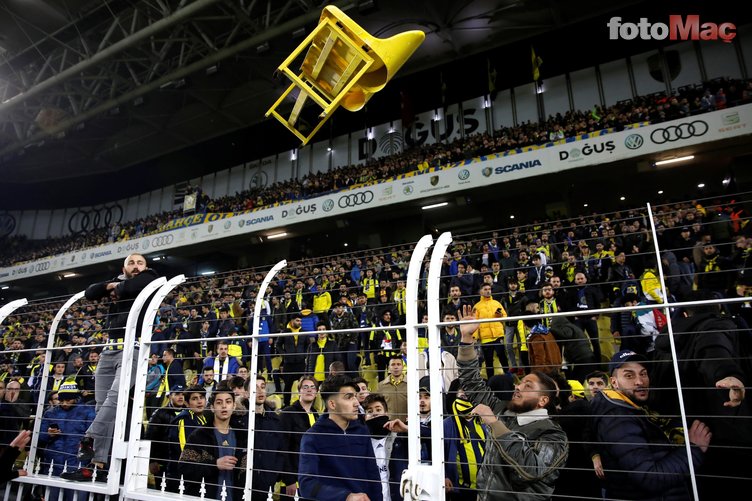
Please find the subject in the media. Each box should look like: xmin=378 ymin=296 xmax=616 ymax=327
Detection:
xmin=144 ymin=384 xmax=186 ymax=486
xmin=39 ymin=382 xmax=95 ymax=487
xmin=455 ymin=306 xmax=568 ymax=500
xmin=166 ymin=385 xmax=210 ymax=492
xmin=590 ymin=350 xmax=712 ymax=500
xmin=63 ymin=253 xmax=159 ymax=482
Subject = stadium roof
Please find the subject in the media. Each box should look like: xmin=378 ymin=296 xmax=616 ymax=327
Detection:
xmin=0 ymin=0 xmax=738 ymax=208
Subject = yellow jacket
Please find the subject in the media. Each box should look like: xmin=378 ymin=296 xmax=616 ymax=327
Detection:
xmin=640 ymin=269 xmax=664 ymax=302
xmin=473 ymin=296 xmax=506 ymax=343
xmin=312 ymin=291 xmax=332 ymax=314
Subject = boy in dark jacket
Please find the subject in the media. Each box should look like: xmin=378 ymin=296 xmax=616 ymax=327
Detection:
xmin=298 ymin=375 xmax=381 ymax=500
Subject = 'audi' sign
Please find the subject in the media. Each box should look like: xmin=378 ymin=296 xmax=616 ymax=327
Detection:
xmin=650 ymin=120 xmax=708 ymax=144
xmin=338 ymin=191 xmax=374 ymax=209
xmin=148 ymin=234 xmax=175 ymax=249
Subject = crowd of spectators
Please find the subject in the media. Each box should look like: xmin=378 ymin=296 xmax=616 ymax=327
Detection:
xmin=0 ymin=188 xmax=750 ymax=497
xmin=2 ymin=76 xmax=751 ymax=268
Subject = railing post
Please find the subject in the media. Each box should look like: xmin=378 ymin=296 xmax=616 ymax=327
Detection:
xmin=424 ymin=231 xmax=453 ymax=500
xmin=244 ymin=260 xmax=287 ymax=500
xmin=400 ymin=234 xmax=441 ymax=501
xmin=646 ymin=203 xmax=700 ymax=501
xmin=123 ymin=275 xmax=186 ymax=495
xmin=106 ymin=276 xmax=167 ymax=495
xmin=0 ymin=298 xmax=28 ymax=324
xmin=29 ymin=291 xmax=85 ymax=468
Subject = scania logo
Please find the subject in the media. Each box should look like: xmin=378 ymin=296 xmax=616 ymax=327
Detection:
xmin=482 ymin=167 xmax=492 ymax=177
xmin=650 ymin=120 xmax=708 ymax=144
xmin=322 ymin=199 xmax=335 ymax=212
xmin=458 ymin=169 xmax=470 ymax=180
xmin=624 ymin=134 xmax=644 ymax=150
xmin=150 ymin=235 xmax=174 ymax=248
xmin=338 ymin=191 xmax=374 ymax=208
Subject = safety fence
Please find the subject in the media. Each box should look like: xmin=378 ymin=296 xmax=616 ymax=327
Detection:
xmin=0 ymin=199 xmax=750 ymax=500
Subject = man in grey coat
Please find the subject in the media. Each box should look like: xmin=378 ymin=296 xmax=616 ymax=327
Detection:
xmin=457 ymin=307 xmax=568 ymax=500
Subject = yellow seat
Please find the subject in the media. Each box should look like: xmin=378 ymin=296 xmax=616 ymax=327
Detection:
xmin=266 ymin=5 xmax=424 ymax=144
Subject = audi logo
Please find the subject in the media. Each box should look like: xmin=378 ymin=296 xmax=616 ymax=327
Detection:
xmin=650 ymin=120 xmax=708 ymax=144
xmin=34 ymin=262 xmax=51 ymax=272
xmin=338 ymin=191 xmax=374 ymax=208
xmin=68 ymin=205 xmax=123 ymax=234
xmin=0 ymin=213 xmax=16 ymax=238
xmin=150 ymin=234 xmax=175 ymax=248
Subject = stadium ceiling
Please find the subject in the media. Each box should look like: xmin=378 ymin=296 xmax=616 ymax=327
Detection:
xmin=0 ymin=0 xmax=641 ymax=189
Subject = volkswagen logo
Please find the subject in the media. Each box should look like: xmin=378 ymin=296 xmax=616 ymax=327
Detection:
xmin=150 ymin=234 xmax=174 ymax=248
xmin=624 ymin=134 xmax=644 ymax=150
xmin=0 ymin=213 xmax=16 ymax=238
xmin=458 ymin=169 xmax=470 ymax=180
xmin=322 ymin=199 xmax=335 ymax=212
xmin=650 ymin=120 xmax=708 ymax=144
xmin=68 ymin=205 xmax=123 ymax=234
xmin=338 ymin=191 xmax=374 ymax=208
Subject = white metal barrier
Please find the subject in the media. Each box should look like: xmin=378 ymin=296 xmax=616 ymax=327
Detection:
xmin=2 ymin=204 xmax=751 ymax=500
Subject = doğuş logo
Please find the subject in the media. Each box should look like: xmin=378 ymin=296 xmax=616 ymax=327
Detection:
xmin=607 ymin=16 xmax=736 ymax=43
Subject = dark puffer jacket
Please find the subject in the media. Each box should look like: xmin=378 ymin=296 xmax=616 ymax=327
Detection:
xmin=590 ymin=389 xmax=703 ymax=500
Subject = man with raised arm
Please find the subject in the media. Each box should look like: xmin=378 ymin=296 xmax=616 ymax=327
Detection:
xmin=64 ymin=253 xmax=159 ymax=482
xmin=456 ymin=306 xmax=568 ymax=500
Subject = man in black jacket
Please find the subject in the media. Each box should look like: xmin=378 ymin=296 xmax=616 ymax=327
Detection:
xmin=145 ymin=385 xmax=186 ymax=486
xmin=279 ymin=313 xmax=310 ymax=406
xmin=650 ymin=296 xmax=750 ymax=497
xmin=591 ymin=350 xmax=712 ymax=500
xmin=63 ymin=253 xmax=160 ymax=482
xmin=279 ymin=376 xmax=319 ymax=496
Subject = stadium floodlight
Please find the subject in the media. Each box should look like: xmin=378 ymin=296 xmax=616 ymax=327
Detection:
xmin=267 ymin=232 xmax=288 ymax=239
xmin=654 ymin=155 xmax=694 ymax=166
xmin=62 ymin=273 xmax=76 ymax=278
xmin=421 ymin=202 xmax=448 ymax=210
xmin=201 ymin=271 xmax=215 ymax=276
